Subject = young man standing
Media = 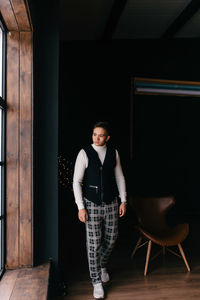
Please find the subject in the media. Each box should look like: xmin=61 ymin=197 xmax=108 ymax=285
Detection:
xmin=73 ymin=121 xmax=127 ymax=299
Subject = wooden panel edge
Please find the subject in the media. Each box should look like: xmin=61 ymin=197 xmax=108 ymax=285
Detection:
xmin=0 ymin=0 xmax=18 ymax=31
xmin=6 ymin=30 xmax=20 ymax=269
xmin=11 ymin=0 xmax=32 ymax=31
xmin=19 ymin=31 xmax=33 ymax=267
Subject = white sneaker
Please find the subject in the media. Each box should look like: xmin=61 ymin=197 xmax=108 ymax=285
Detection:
xmin=93 ymin=282 xmax=104 ymax=299
xmin=101 ymin=268 xmax=110 ymax=283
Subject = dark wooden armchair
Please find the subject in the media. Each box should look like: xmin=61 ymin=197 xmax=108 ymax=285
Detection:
xmin=129 ymin=195 xmax=190 ymax=275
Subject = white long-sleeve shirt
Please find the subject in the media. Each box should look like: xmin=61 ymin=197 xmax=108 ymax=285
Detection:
xmin=73 ymin=143 xmax=127 ymax=210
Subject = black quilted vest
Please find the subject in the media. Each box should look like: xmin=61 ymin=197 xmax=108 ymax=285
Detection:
xmin=83 ymin=144 xmax=118 ymax=205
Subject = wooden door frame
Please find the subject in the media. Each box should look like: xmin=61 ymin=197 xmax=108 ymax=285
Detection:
xmin=1 ymin=0 xmax=33 ymax=268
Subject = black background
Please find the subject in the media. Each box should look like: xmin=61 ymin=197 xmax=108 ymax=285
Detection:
xmin=59 ymin=38 xmax=200 ymax=280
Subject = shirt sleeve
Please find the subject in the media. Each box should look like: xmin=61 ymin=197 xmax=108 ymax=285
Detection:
xmin=73 ymin=149 xmax=87 ymax=210
xmin=114 ymin=150 xmax=127 ymax=203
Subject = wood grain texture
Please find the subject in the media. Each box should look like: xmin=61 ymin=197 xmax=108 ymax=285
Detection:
xmin=6 ymin=30 xmax=20 ymax=269
xmin=11 ymin=0 xmax=32 ymax=31
xmin=0 ymin=269 xmax=19 ymax=300
xmin=0 ymin=0 xmax=32 ymax=31
xmin=4 ymin=0 xmax=34 ymax=269
xmin=10 ymin=263 xmax=50 ymax=300
xmin=0 ymin=0 xmax=18 ymax=31
xmin=19 ymin=31 xmax=33 ymax=267
xmin=59 ymin=257 xmax=200 ymax=300
xmin=0 ymin=263 xmax=50 ymax=300
xmin=58 ymin=219 xmax=200 ymax=300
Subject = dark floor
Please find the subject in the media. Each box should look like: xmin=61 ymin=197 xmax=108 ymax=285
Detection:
xmin=56 ymin=197 xmax=200 ymax=299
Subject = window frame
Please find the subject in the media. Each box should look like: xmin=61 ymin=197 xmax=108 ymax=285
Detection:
xmin=0 ymin=16 xmax=7 ymax=278
xmin=1 ymin=0 xmax=33 ymax=269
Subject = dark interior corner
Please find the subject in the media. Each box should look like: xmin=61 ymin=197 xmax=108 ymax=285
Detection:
xmin=58 ymin=37 xmax=200 ymax=293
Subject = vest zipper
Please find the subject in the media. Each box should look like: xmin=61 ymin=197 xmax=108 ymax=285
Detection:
xmin=89 ymin=185 xmax=98 ymax=194
xmin=100 ymin=166 xmax=103 ymax=202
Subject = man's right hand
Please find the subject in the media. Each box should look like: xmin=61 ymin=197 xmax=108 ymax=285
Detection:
xmin=78 ymin=208 xmax=88 ymax=223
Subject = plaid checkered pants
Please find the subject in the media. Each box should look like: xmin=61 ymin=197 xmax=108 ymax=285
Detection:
xmin=84 ymin=198 xmax=119 ymax=284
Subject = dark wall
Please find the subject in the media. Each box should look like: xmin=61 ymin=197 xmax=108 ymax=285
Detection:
xmin=58 ymin=37 xmax=200 ymax=284
xmin=59 ymin=38 xmax=200 ymax=152
xmin=59 ymin=39 xmax=200 ymax=216
xmin=28 ymin=0 xmax=59 ymax=277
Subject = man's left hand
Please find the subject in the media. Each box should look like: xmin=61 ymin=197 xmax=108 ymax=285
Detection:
xmin=119 ymin=202 xmax=127 ymax=217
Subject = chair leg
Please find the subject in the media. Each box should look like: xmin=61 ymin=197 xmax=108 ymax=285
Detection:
xmin=131 ymin=236 xmax=142 ymax=259
xmin=178 ymin=243 xmax=190 ymax=272
xmin=144 ymin=240 xmax=152 ymax=276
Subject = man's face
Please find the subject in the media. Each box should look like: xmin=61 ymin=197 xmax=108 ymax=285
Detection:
xmin=92 ymin=127 xmax=110 ymax=146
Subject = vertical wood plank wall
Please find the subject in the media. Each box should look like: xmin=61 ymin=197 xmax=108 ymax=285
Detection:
xmin=19 ymin=31 xmax=33 ymax=267
xmin=6 ymin=31 xmax=20 ymax=268
xmin=6 ymin=31 xmax=33 ymax=269
xmin=1 ymin=0 xmax=33 ymax=269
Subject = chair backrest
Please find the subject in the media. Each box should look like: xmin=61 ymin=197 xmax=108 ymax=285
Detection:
xmin=128 ymin=195 xmax=175 ymax=234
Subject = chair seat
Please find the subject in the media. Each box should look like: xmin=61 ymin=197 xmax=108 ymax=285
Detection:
xmin=139 ymin=223 xmax=189 ymax=246
xmin=129 ymin=195 xmax=190 ymax=275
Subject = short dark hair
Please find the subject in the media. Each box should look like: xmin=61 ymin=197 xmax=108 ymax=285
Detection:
xmin=93 ymin=121 xmax=110 ymax=136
